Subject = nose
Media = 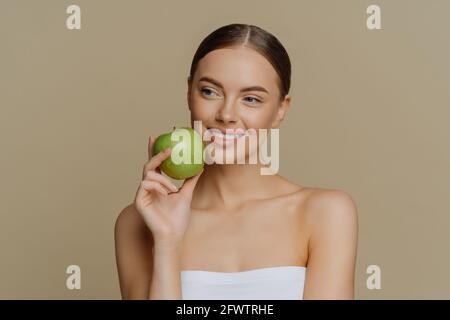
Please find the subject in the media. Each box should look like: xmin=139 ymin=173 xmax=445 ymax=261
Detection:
xmin=215 ymin=99 xmax=238 ymax=124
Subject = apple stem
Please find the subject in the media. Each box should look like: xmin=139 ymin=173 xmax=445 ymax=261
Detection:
xmin=173 ymin=126 xmax=176 ymax=131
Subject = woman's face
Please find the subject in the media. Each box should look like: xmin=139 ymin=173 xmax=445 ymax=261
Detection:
xmin=187 ymin=46 xmax=291 ymax=164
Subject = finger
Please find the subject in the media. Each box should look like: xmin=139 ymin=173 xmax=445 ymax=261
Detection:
xmin=142 ymin=159 xmax=163 ymax=180
xmin=148 ymin=136 xmax=154 ymax=160
xmin=134 ymin=181 xmax=147 ymax=203
xmin=179 ymin=169 xmax=204 ymax=200
xmin=141 ymin=180 xmax=169 ymax=196
xmin=134 ymin=182 xmax=158 ymax=210
xmin=144 ymin=170 xmax=178 ymax=193
xmin=148 ymin=136 xmax=161 ymax=173
xmin=145 ymin=148 xmax=172 ymax=171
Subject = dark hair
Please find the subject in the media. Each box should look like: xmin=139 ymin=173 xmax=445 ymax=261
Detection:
xmin=188 ymin=23 xmax=291 ymax=102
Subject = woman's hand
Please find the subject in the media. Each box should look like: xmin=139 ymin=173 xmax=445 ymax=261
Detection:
xmin=133 ymin=135 xmax=203 ymax=249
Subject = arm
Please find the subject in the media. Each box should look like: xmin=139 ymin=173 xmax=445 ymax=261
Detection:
xmin=114 ymin=204 xmax=154 ymax=299
xmin=114 ymin=204 xmax=184 ymax=300
xmin=149 ymin=243 xmax=183 ymax=300
xmin=115 ymin=135 xmax=203 ymax=300
xmin=302 ymin=190 xmax=359 ymax=299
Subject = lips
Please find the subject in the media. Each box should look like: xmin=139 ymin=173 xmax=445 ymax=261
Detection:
xmin=207 ymin=127 xmax=246 ymax=146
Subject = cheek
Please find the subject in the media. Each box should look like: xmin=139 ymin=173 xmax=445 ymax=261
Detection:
xmin=190 ymin=96 xmax=216 ymax=121
xmin=241 ymin=107 xmax=277 ymax=129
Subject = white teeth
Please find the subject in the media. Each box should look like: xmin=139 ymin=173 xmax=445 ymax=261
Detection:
xmin=209 ymin=128 xmax=245 ymax=140
xmin=214 ymin=132 xmax=244 ymax=139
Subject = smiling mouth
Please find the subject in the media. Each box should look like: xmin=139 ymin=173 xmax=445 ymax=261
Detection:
xmin=207 ymin=128 xmax=246 ymax=144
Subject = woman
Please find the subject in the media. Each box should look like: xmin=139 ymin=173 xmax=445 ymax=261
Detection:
xmin=114 ymin=23 xmax=358 ymax=300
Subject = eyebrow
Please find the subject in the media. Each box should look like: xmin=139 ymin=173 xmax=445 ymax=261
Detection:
xmin=198 ymin=76 xmax=269 ymax=94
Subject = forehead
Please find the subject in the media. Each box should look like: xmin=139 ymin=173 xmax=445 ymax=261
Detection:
xmin=194 ymin=46 xmax=279 ymax=92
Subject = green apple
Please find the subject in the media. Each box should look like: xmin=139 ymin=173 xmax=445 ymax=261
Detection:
xmin=152 ymin=127 xmax=204 ymax=180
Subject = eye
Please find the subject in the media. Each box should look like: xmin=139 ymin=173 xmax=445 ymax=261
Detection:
xmin=244 ymin=96 xmax=262 ymax=104
xmin=200 ymin=88 xmax=217 ymax=97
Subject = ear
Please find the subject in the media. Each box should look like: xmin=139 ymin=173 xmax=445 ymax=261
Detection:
xmin=271 ymin=94 xmax=291 ymax=128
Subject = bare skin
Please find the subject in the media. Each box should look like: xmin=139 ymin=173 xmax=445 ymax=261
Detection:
xmin=114 ymin=45 xmax=358 ymax=300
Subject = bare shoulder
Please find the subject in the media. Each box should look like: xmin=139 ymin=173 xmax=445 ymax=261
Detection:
xmin=115 ymin=203 xmax=140 ymax=226
xmin=305 ymin=188 xmax=357 ymax=214
xmin=115 ymin=203 xmax=153 ymax=241
xmin=270 ymin=177 xmax=358 ymax=225
xmin=300 ymin=187 xmax=359 ymax=238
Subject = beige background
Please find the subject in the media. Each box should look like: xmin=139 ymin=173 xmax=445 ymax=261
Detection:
xmin=1 ymin=0 xmax=449 ymax=299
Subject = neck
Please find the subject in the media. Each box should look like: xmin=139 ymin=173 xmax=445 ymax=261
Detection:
xmin=191 ymin=163 xmax=281 ymax=211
